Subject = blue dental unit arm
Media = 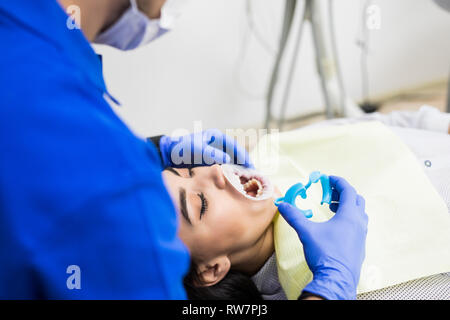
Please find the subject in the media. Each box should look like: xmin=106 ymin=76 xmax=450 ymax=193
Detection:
xmin=274 ymin=171 xmax=332 ymax=218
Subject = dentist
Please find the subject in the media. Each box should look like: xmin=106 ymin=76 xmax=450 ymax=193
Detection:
xmin=0 ymin=0 xmax=367 ymax=299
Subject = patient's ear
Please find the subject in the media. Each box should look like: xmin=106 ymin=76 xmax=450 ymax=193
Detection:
xmin=196 ymin=256 xmax=230 ymax=287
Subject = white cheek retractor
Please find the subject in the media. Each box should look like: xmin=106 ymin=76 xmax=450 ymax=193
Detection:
xmin=221 ymin=164 xmax=274 ymax=201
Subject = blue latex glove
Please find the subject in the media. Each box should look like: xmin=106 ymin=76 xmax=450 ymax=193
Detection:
xmin=159 ymin=129 xmax=254 ymax=169
xmin=277 ymin=175 xmax=368 ymax=300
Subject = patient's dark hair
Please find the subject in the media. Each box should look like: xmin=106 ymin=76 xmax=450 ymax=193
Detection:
xmin=183 ymin=261 xmax=263 ymax=300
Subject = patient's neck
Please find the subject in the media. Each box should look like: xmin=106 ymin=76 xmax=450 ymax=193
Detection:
xmin=232 ymin=222 xmax=275 ymax=276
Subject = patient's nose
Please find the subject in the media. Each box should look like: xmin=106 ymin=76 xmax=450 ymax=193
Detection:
xmin=210 ymin=164 xmax=226 ymax=190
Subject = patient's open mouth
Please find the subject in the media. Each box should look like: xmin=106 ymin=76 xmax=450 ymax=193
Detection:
xmin=239 ymin=175 xmax=263 ymax=198
xmin=221 ymin=164 xmax=273 ymax=201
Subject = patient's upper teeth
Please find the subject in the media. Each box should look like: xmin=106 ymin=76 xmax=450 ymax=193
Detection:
xmin=257 ymin=184 xmax=263 ymax=196
xmin=242 ymin=178 xmax=263 ymax=197
xmin=222 ymin=164 xmax=273 ymax=201
xmin=255 ymin=179 xmax=262 ymax=196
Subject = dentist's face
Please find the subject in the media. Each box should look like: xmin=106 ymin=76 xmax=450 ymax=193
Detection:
xmin=162 ymin=165 xmax=277 ymax=266
xmin=136 ymin=0 xmax=167 ymax=19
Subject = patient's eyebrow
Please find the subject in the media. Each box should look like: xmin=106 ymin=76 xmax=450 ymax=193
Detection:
xmin=179 ymin=187 xmax=192 ymax=225
xmin=166 ymin=167 xmax=180 ymax=177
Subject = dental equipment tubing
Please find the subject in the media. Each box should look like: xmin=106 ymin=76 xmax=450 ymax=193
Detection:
xmin=264 ymin=0 xmax=363 ymax=130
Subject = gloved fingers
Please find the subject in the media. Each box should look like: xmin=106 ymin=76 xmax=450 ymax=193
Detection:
xmin=331 ymin=189 xmax=340 ymax=202
xmin=331 ymin=194 xmax=366 ymax=215
xmin=356 ymin=195 xmax=369 ymax=228
xmin=356 ymin=194 xmax=365 ymax=208
xmin=329 ymin=202 xmax=339 ymax=213
xmin=202 ymin=145 xmax=231 ymax=165
xmin=328 ymin=189 xmax=340 ymax=212
xmin=202 ymin=129 xmax=254 ymax=168
xmin=277 ymin=202 xmax=312 ymax=239
xmin=233 ymin=144 xmax=254 ymax=169
xmin=202 ymin=129 xmax=222 ymax=145
xmin=329 ymin=175 xmax=357 ymax=207
xmin=220 ymin=132 xmax=254 ymax=168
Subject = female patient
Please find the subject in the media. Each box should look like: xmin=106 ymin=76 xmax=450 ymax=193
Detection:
xmin=162 ymin=106 xmax=450 ymax=300
xmin=162 ymin=163 xmax=279 ymax=299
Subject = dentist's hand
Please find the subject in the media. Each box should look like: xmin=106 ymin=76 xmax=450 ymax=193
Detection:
xmin=277 ymin=176 xmax=368 ymax=300
xmin=159 ymin=129 xmax=254 ymax=169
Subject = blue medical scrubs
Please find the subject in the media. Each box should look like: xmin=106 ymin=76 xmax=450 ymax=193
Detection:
xmin=0 ymin=0 xmax=189 ymax=299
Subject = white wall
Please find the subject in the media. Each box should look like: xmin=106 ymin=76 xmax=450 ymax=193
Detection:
xmin=96 ymin=0 xmax=450 ymax=137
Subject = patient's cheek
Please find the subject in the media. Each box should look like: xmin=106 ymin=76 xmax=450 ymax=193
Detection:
xmin=274 ymin=187 xmax=282 ymax=198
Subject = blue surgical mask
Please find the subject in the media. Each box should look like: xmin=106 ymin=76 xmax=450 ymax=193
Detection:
xmin=94 ymin=0 xmax=187 ymax=51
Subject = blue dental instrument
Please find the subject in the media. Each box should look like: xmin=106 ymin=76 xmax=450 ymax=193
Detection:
xmin=274 ymin=171 xmax=332 ymax=218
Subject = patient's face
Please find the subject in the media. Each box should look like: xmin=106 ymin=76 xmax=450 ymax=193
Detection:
xmin=162 ymin=164 xmax=277 ymax=267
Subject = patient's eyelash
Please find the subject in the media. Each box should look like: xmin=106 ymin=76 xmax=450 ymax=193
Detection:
xmin=198 ymin=192 xmax=208 ymax=219
xmin=188 ymin=167 xmax=194 ymax=177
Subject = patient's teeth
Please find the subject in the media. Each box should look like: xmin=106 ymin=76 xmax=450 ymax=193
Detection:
xmin=221 ymin=164 xmax=274 ymax=201
xmin=242 ymin=178 xmax=263 ymax=197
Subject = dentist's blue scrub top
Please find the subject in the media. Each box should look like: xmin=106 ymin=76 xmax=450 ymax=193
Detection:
xmin=0 ymin=1 xmax=189 ymax=299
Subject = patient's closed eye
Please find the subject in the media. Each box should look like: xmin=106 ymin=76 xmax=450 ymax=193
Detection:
xmin=198 ymin=192 xmax=208 ymax=219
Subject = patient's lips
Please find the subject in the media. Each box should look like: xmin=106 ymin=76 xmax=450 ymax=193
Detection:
xmin=221 ymin=164 xmax=273 ymax=201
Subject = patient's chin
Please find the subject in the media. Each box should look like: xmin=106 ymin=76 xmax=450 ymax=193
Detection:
xmin=274 ymin=187 xmax=282 ymax=198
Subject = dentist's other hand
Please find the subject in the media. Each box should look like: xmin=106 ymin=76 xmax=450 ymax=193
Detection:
xmin=159 ymin=129 xmax=254 ymax=169
xmin=277 ymin=176 xmax=368 ymax=300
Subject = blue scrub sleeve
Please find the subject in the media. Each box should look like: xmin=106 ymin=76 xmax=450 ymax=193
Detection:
xmin=39 ymin=183 xmax=190 ymax=299
xmin=0 ymin=0 xmax=190 ymax=299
